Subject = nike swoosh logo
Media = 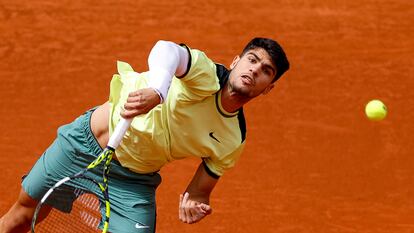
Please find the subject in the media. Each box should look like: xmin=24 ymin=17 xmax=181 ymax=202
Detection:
xmin=135 ymin=223 xmax=150 ymax=229
xmin=209 ymin=132 xmax=220 ymax=143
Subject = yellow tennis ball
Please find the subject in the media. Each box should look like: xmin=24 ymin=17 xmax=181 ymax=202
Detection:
xmin=365 ymin=100 xmax=387 ymax=121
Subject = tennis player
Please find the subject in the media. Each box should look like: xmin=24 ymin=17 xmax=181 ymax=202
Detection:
xmin=0 ymin=37 xmax=289 ymax=232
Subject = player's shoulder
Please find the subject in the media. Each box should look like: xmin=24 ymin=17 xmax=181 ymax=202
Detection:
xmin=214 ymin=63 xmax=230 ymax=89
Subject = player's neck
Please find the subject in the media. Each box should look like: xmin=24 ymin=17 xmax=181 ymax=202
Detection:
xmin=220 ymin=84 xmax=250 ymax=113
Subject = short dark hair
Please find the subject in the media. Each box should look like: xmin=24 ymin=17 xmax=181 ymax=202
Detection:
xmin=241 ymin=37 xmax=290 ymax=82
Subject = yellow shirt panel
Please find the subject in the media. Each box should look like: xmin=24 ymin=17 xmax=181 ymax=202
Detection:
xmin=108 ymin=48 xmax=245 ymax=176
xmin=109 ymin=67 xmax=169 ymax=173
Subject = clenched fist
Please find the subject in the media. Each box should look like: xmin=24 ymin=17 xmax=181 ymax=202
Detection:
xmin=179 ymin=192 xmax=212 ymax=224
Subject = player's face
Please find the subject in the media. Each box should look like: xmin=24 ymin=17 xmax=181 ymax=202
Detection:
xmin=228 ymin=48 xmax=276 ymax=99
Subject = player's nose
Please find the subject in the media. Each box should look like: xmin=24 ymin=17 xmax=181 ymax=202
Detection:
xmin=249 ymin=63 xmax=260 ymax=75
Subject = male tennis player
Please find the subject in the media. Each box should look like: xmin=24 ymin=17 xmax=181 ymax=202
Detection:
xmin=0 ymin=37 xmax=289 ymax=232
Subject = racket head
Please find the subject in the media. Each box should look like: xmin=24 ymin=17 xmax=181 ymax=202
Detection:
xmin=31 ymin=175 xmax=110 ymax=232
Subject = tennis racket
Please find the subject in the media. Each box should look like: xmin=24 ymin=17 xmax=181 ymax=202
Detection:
xmin=31 ymin=118 xmax=132 ymax=233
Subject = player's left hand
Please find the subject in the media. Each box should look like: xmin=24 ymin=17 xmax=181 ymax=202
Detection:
xmin=179 ymin=192 xmax=212 ymax=224
xmin=121 ymin=88 xmax=161 ymax=119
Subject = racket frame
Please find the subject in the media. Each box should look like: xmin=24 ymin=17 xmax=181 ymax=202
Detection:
xmin=31 ymin=118 xmax=132 ymax=232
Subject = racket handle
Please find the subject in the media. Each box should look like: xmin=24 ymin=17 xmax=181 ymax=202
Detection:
xmin=107 ymin=118 xmax=132 ymax=149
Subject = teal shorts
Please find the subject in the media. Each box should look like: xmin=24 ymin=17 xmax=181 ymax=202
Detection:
xmin=22 ymin=107 xmax=162 ymax=233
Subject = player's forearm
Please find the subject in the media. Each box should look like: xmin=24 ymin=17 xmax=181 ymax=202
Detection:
xmin=147 ymin=40 xmax=189 ymax=102
xmin=184 ymin=188 xmax=211 ymax=205
xmin=184 ymin=163 xmax=219 ymax=205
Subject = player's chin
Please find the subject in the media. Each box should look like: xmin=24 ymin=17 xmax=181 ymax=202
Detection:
xmin=232 ymin=85 xmax=252 ymax=97
xmin=239 ymin=90 xmax=256 ymax=99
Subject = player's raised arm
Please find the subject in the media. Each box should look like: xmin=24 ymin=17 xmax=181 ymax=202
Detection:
xmin=147 ymin=40 xmax=190 ymax=102
xmin=122 ymin=40 xmax=189 ymax=119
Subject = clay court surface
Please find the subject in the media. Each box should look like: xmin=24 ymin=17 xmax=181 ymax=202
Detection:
xmin=0 ymin=0 xmax=413 ymax=232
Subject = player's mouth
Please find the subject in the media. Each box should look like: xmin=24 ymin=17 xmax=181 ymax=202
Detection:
xmin=241 ymin=74 xmax=253 ymax=86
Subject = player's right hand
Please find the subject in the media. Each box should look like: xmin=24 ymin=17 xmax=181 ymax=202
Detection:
xmin=121 ymin=88 xmax=161 ymax=119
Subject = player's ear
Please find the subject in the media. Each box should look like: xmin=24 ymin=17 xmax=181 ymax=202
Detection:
xmin=262 ymin=84 xmax=274 ymax=95
xmin=230 ymin=56 xmax=240 ymax=69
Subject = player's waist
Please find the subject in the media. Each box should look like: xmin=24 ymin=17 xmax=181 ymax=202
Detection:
xmin=113 ymin=146 xmax=168 ymax=175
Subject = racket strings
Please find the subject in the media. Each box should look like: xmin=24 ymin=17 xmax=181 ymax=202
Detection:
xmin=35 ymin=193 xmax=102 ymax=232
xmin=33 ymin=179 xmax=104 ymax=232
xmin=33 ymin=149 xmax=114 ymax=233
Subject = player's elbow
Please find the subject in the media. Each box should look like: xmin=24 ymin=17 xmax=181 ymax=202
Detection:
xmin=152 ymin=40 xmax=180 ymax=56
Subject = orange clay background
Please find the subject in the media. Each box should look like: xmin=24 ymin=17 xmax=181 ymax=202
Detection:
xmin=0 ymin=0 xmax=413 ymax=232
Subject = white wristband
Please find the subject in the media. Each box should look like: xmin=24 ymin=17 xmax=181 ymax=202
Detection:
xmin=148 ymin=69 xmax=173 ymax=103
xmin=147 ymin=40 xmax=190 ymax=103
xmin=150 ymin=87 xmax=164 ymax=103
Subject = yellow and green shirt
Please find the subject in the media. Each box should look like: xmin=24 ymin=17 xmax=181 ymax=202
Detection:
xmin=108 ymin=46 xmax=246 ymax=177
